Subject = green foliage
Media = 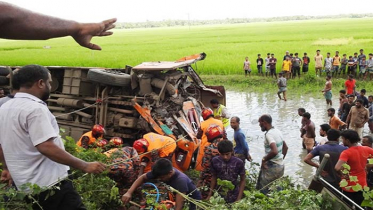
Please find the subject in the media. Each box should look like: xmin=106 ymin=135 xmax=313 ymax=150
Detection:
xmin=2 ymin=18 xmax=373 ymax=76
xmin=207 ymin=177 xmax=333 ymax=210
xmin=63 ymin=136 xmax=122 ymax=209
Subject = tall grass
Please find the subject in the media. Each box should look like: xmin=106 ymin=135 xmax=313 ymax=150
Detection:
xmin=1 ymin=18 xmax=373 ymax=76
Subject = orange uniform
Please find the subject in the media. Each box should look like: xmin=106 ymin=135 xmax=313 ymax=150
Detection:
xmin=140 ymin=132 xmax=176 ymax=173
xmin=195 ymin=118 xmax=224 ymax=171
xmin=76 ymin=131 xmax=103 ymax=147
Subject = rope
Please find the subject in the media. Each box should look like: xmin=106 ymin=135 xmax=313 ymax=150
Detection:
xmin=54 ymin=98 xmax=104 ymax=118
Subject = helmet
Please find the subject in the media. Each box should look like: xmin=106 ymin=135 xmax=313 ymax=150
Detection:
xmin=110 ymin=137 xmax=123 ymax=146
xmin=202 ymin=108 xmax=213 ymax=120
xmin=92 ymin=124 xmax=105 ymax=137
xmin=205 ymin=125 xmax=223 ymax=142
xmin=96 ymin=139 xmax=108 ymax=147
xmin=133 ymin=138 xmax=149 ymax=154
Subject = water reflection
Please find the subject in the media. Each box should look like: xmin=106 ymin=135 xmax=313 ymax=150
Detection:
xmin=225 ymin=90 xmax=367 ymax=187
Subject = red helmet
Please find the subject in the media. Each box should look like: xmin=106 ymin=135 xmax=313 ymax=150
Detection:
xmin=96 ymin=139 xmax=108 ymax=147
xmin=205 ymin=126 xmax=223 ymax=142
xmin=92 ymin=124 xmax=105 ymax=137
xmin=110 ymin=137 xmax=123 ymax=146
xmin=202 ymin=108 xmax=213 ymax=120
xmin=133 ymin=138 xmax=149 ymax=154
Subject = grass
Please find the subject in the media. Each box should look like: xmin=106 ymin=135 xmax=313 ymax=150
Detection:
xmin=1 ymin=18 xmax=373 ymax=91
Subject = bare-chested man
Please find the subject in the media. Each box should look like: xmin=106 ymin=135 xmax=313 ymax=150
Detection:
xmin=322 ymin=75 xmax=332 ymax=106
xmin=302 ymin=112 xmax=316 ymax=153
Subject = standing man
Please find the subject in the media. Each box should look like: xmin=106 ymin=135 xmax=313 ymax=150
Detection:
xmin=302 ymin=112 xmax=316 ymax=153
xmin=0 ymin=65 xmax=106 ymax=209
xmin=358 ymin=49 xmax=366 ymax=75
xmin=328 ymin=108 xmax=346 ymax=130
xmin=338 ymin=90 xmax=348 ymax=118
xmin=332 ymin=51 xmax=341 ymax=77
xmin=368 ymin=95 xmax=373 ymax=133
xmin=230 ymin=116 xmax=251 ymax=163
xmin=265 ymin=53 xmax=271 ymax=77
xmin=347 ymin=56 xmax=355 ymax=75
xmin=345 ymin=74 xmax=356 ymax=95
xmin=304 ymin=129 xmax=347 ymax=190
xmin=0 ymin=2 xmax=116 ymax=51
xmin=324 ymin=52 xmax=333 ymax=76
xmin=322 ymin=75 xmax=333 ymax=106
xmin=292 ymin=53 xmax=302 ymax=79
xmin=302 ymin=52 xmax=310 ymax=75
xmin=353 ymin=52 xmax=359 ymax=77
xmin=210 ymin=99 xmax=230 ymax=128
xmin=269 ymin=54 xmax=277 ymax=79
xmin=366 ymin=53 xmax=373 ymax=81
xmin=346 ymin=99 xmax=369 ymax=138
xmin=282 ymin=56 xmax=292 ymax=79
xmin=339 ymin=54 xmax=348 ymax=76
xmin=283 ymin=51 xmax=290 ymax=61
xmin=257 ymin=54 xmax=264 ymax=77
xmin=257 ymin=114 xmax=288 ymax=194
xmin=357 ymin=89 xmax=369 ymax=108
xmin=243 ymin=56 xmax=251 ymax=77
xmin=298 ymin=108 xmax=307 ymax=149
xmin=341 ymin=95 xmax=355 ymax=122
xmin=318 ymin=124 xmax=331 ymax=145
xmin=277 ymin=72 xmax=287 ymax=101
xmin=196 ymin=108 xmax=226 ymax=171
xmin=315 ymin=50 xmax=323 ymax=76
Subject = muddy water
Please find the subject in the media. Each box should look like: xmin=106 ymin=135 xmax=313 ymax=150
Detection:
xmin=224 ymin=90 xmax=369 ymax=187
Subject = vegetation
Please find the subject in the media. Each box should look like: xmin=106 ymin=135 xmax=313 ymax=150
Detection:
xmin=1 ymin=18 xmax=373 ymax=78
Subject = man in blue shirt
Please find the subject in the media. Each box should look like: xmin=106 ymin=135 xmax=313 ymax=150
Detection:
xmin=122 ymin=158 xmax=201 ymax=210
xmin=303 ymin=129 xmax=347 ymax=189
xmin=230 ymin=116 xmax=251 ymax=162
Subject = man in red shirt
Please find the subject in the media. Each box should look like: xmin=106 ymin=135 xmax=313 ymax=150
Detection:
xmin=345 ymin=74 xmax=356 ymax=95
xmin=335 ymin=130 xmax=373 ymax=208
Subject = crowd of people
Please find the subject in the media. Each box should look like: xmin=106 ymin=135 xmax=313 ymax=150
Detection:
xmin=244 ymin=49 xmax=373 ymax=80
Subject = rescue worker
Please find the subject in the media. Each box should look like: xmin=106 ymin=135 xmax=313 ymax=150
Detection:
xmin=195 ymin=108 xmax=226 ymax=171
xmin=133 ymin=132 xmax=177 ymax=175
xmin=198 ymin=125 xmax=224 ymax=199
xmin=210 ymin=99 xmax=230 ymax=128
xmin=76 ymin=124 xmax=106 ymax=149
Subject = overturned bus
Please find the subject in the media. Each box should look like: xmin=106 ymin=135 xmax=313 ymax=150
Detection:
xmin=0 ymin=53 xmax=226 ymax=172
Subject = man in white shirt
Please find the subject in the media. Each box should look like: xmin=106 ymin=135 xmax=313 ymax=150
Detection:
xmin=0 ymin=65 xmax=106 ymax=209
xmin=257 ymin=114 xmax=288 ymax=194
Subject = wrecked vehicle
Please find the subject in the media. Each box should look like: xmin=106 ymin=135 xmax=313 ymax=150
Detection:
xmin=0 ymin=53 xmax=226 ymax=171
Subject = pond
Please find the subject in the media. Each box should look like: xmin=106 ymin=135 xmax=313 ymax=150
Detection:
xmin=224 ymin=90 xmax=370 ymax=187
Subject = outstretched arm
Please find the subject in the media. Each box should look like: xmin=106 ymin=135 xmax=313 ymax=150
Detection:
xmin=0 ymin=2 xmax=116 ymax=50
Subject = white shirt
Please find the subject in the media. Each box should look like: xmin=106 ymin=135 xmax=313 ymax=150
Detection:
xmin=264 ymin=128 xmax=285 ymax=165
xmin=325 ymin=57 xmax=333 ymax=68
xmin=0 ymin=93 xmax=69 ymax=191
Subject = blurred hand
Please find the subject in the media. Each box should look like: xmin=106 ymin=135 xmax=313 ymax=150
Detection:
xmin=73 ymin=18 xmax=117 ymax=50
xmin=0 ymin=169 xmax=12 ymax=186
xmin=247 ymin=154 xmax=252 ymax=162
xmin=121 ymin=192 xmax=132 ymax=204
xmin=83 ymin=162 xmax=106 ymax=174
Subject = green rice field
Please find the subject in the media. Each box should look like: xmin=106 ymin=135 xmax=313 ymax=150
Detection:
xmin=1 ymin=18 xmax=373 ymax=75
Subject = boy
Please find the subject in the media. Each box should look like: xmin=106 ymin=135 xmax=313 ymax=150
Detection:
xmin=243 ymin=56 xmax=251 ymax=77
xmin=292 ymin=53 xmax=302 ymax=79
xmin=339 ymin=54 xmax=348 ymax=76
xmin=282 ymin=56 xmax=292 ymax=79
xmin=359 ymin=57 xmax=367 ymax=80
xmin=277 ymin=72 xmax=287 ymax=101
xmin=207 ymin=140 xmax=245 ymax=203
xmin=347 ymin=56 xmax=355 ymax=75
xmin=324 ymin=52 xmax=333 ymax=76
xmin=122 ymin=158 xmax=201 ymax=210
xmin=265 ymin=53 xmax=271 ymax=77
xmin=269 ymin=54 xmax=277 ymax=79
xmin=332 ymin=51 xmax=341 ymax=77
xmin=257 ymin=54 xmax=264 ymax=76
xmin=302 ymin=52 xmax=310 ymax=74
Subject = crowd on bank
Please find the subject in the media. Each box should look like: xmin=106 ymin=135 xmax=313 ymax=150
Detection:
xmin=243 ymin=49 xmax=373 ymax=80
